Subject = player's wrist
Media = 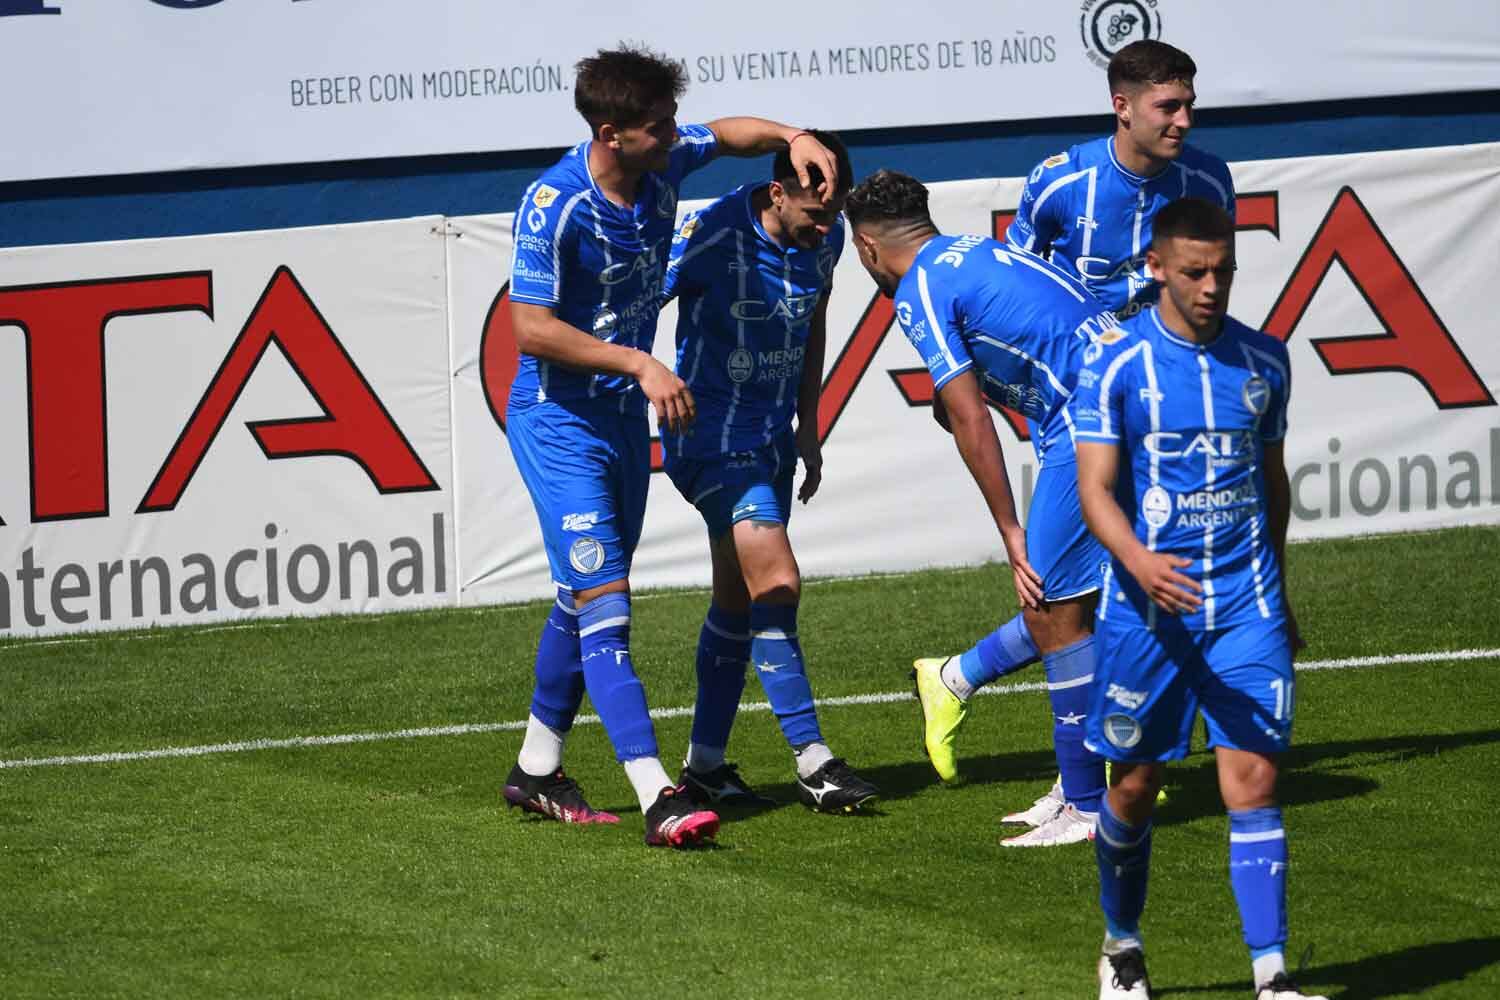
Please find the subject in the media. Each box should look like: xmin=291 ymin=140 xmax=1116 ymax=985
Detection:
xmin=786 ymin=129 xmax=815 ymax=149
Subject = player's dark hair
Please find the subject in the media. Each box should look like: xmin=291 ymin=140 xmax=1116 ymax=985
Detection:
xmin=574 ymin=44 xmax=688 ymax=132
xmin=1152 ymin=197 xmax=1235 ymax=246
xmin=1107 ymin=39 xmax=1197 ymax=93
xmin=844 ymin=169 xmax=934 ymax=232
xmin=773 ymin=129 xmax=853 ymax=197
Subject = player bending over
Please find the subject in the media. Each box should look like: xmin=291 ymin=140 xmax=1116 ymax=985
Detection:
xmin=1071 ymin=198 xmax=1323 ymax=1000
xmin=845 ymin=169 xmax=1120 ymax=847
xmin=661 ymin=131 xmax=879 ymax=814
xmin=501 ymin=44 xmax=842 ymax=848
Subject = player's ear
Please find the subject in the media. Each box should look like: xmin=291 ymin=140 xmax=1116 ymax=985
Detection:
xmin=597 ymin=122 xmax=621 ymax=150
xmin=1145 ymin=245 xmax=1165 ymax=281
xmin=1112 ymin=92 xmax=1131 ymax=127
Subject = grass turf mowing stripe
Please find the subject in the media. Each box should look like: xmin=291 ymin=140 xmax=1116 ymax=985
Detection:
xmin=2 ymin=646 xmax=1496 ymax=771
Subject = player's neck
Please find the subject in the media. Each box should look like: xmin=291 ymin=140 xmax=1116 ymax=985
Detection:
xmin=752 ymin=185 xmax=791 ymax=248
xmin=1112 ymin=131 xmax=1170 ymax=179
xmin=1157 ymin=302 xmax=1224 ymax=345
xmin=587 ymin=142 xmax=642 ymax=208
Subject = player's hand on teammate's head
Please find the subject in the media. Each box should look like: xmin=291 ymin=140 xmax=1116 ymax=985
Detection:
xmin=789 ymin=132 xmax=839 ymax=205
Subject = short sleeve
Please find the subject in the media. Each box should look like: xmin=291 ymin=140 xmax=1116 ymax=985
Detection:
xmin=510 ymin=181 xmax=575 ymax=307
xmin=1006 ymin=152 xmax=1067 ymax=256
xmin=1071 ymin=338 xmax=1134 ymax=443
xmin=1258 ymin=338 xmax=1292 ymax=443
xmin=662 ymin=208 xmax=713 ymax=304
xmin=663 ymin=124 xmax=719 ymax=186
xmin=897 ymin=265 xmax=973 ymax=391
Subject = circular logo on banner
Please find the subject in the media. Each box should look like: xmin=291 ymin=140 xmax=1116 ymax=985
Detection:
xmin=1104 ymin=713 xmax=1144 ymax=749
xmin=727 ymin=348 xmax=755 ymax=383
xmin=1242 ymin=374 xmax=1271 ymax=416
xmin=1141 ymin=485 xmax=1172 ymax=529
xmin=568 ymin=538 xmax=605 ymax=575
xmin=1080 ymin=0 xmax=1164 ymax=70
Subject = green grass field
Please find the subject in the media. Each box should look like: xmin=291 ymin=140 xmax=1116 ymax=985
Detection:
xmin=3 ymin=526 xmax=1499 ymax=999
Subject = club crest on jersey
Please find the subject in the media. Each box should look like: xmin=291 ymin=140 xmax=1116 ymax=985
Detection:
xmin=531 ymin=184 xmax=561 ymax=209
xmin=1103 ymin=713 xmax=1143 ymax=749
xmin=676 ymin=216 xmax=700 ymax=242
xmin=592 ymin=308 xmax=618 ymax=338
xmin=1141 ymin=485 xmax=1172 ymax=529
xmin=568 ymin=537 xmax=606 ymax=575
xmin=1043 ymin=151 xmax=1069 ymax=169
xmin=1242 ymin=375 xmax=1271 ymax=416
xmin=727 ymin=348 xmax=755 ymax=383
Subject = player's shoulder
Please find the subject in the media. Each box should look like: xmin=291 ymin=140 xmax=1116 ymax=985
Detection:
xmin=676 ymin=184 xmax=749 ymax=242
xmin=1024 ymin=138 xmax=1098 ymax=186
xmin=1174 ymin=144 xmax=1235 ymax=198
xmin=522 ymin=146 xmax=591 ymax=212
xmin=1080 ymin=317 xmax=1138 ymax=368
xmin=1226 ymin=316 xmax=1290 ymax=365
xmin=672 ymin=123 xmax=718 ymax=152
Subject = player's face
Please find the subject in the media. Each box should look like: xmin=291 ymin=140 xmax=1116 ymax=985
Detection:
xmin=1118 ymin=80 xmax=1195 ymax=163
xmin=608 ymin=99 xmax=678 ymax=173
xmin=772 ymin=181 xmax=845 ymax=250
xmin=851 ymin=225 xmax=899 ymax=297
xmin=1148 ymin=236 xmax=1235 ymax=333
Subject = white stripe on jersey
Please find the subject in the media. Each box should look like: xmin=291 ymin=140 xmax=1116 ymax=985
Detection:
xmin=1005 ymin=250 xmax=1088 ymax=303
xmin=1239 ymin=342 xmax=1278 ymax=619
xmin=1030 ymin=167 xmax=1094 ymax=235
xmin=1171 ymin=161 xmax=1231 ymax=206
xmin=1196 ymin=352 xmax=1218 ymax=630
xmin=916 ymin=266 xmax=967 ymax=375
xmin=588 ymin=205 xmax=612 ymax=399
xmin=722 ymin=230 xmax=749 ymax=454
xmin=1098 ymin=562 xmax=1115 ymax=621
xmin=672 ymin=131 xmax=716 ymax=148
xmin=1093 ymin=340 xmax=1148 ymax=439
xmin=1141 ymin=342 xmax=1163 ymax=631
xmin=772 ymin=253 xmax=795 ymax=444
xmin=1242 ymin=343 xmax=1290 ymax=440
xmin=1082 ymin=167 xmax=1099 ymax=259
xmin=667 ymin=226 xmax=734 ymax=277
xmin=973 ymin=335 xmax=1069 ymax=399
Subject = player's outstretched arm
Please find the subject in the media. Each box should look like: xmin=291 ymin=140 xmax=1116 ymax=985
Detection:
xmin=706 ymin=117 xmax=838 ymax=201
xmin=939 ymin=371 xmax=1042 ymax=609
xmin=511 ymin=301 xmax=696 ymax=432
xmin=795 ymin=294 xmax=830 ymax=504
xmin=1263 ymin=441 xmax=1304 ymax=651
xmin=1076 ymin=441 xmax=1202 ymax=615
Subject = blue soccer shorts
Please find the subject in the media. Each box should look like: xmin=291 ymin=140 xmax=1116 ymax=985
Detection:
xmin=1086 ymin=616 xmax=1296 ymax=762
xmin=663 ymin=434 xmax=796 ymax=539
xmin=1027 ymin=459 xmax=1106 ymax=603
xmin=506 ymin=397 xmax=650 ymax=592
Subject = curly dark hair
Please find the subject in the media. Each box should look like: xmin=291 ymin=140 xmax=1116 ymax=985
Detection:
xmin=844 ymin=169 xmax=933 ymax=229
xmin=574 ymin=44 xmax=688 ymax=131
xmin=1107 ymin=39 xmax=1196 ymax=93
xmin=1151 ymin=197 xmax=1234 ymax=245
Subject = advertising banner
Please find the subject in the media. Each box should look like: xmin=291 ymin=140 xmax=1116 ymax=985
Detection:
xmin=2 ymin=1 xmax=1498 ymax=182
xmin=0 ymin=218 xmax=455 ymax=636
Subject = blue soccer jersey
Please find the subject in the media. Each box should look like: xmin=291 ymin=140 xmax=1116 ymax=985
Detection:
xmin=1006 ymin=137 xmax=1235 ymax=316
xmin=659 ymin=183 xmax=842 ymax=461
xmin=1071 ymin=306 xmax=1292 ymax=632
xmin=891 ymin=234 xmax=1119 ymax=469
xmin=507 ymin=124 xmax=719 ymax=410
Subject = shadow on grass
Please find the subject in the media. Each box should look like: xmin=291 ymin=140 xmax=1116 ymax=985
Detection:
xmin=1157 ymin=935 xmax=1500 ymax=998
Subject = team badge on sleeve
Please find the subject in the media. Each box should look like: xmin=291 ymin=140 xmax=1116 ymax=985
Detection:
xmin=1242 ymin=375 xmax=1270 ymax=416
xmin=1043 ymin=152 xmax=1070 ymax=168
xmin=532 ymin=184 xmax=560 ymax=208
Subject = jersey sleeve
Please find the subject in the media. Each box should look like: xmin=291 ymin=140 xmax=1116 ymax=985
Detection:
xmin=897 ymin=266 xmax=973 ymax=391
xmin=663 ymin=124 xmax=720 ymax=186
xmin=1005 ymin=152 xmax=1069 ymax=256
xmin=509 ymin=181 xmax=576 ymax=307
xmin=1258 ymin=336 xmax=1292 ymax=443
xmin=662 ymin=208 xmax=710 ymax=304
xmin=821 ymin=216 xmax=847 ymax=293
xmin=1070 ymin=337 xmax=1134 ymax=443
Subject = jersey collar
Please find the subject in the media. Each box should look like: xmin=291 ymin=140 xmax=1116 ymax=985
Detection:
xmin=1105 ymin=135 xmax=1174 ymax=186
xmin=581 ymin=140 xmax=652 ymax=218
xmin=1148 ymin=304 xmax=1228 ymax=350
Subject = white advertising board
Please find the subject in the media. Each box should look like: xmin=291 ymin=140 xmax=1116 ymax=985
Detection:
xmin=2 ymin=1 xmax=1498 ymax=182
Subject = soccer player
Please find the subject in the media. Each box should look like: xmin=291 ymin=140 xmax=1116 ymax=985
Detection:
xmin=1008 ymin=39 xmax=1234 ymax=318
xmin=1070 ymin=198 xmax=1324 ymax=1000
xmin=660 ymin=131 xmax=879 ymax=814
xmin=500 ymin=45 xmax=842 ymax=848
xmin=918 ymin=37 xmax=1237 ymax=831
xmin=845 ymin=169 xmax=1121 ymax=847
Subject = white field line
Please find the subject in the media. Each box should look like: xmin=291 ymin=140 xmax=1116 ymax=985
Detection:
xmin=2 ymin=647 xmax=1497 ymax=771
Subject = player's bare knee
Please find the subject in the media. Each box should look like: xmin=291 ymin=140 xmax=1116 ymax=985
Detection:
xmin=1022 ymin=599 xmax=1092 ymax=654
xmin=1217 ymin=750 xmax=1279 ymax=810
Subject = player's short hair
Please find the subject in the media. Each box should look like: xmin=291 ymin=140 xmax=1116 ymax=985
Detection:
xmin=574 ymin=44 xmax=688 ymax=131
xmin=773 ymin=129 xmax=853 ymax=197
xmin=844 ymin=169 xmax=933 ymax=230
xmin=1107 ymin=39 xmax=1197 ymax=93
xmin=1152 ymin=197 xmax=1235 ymax=247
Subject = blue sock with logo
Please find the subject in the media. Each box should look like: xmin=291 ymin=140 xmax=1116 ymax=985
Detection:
xmin=528 ymin=588 xmax=584 ymax=731
xmin=1045 ymin=635 xmax=1106 ymax=813
xmin=1095 ymin=797 xmax=1153 ymax=940
xmin=1229 ymin=807 xmax=1289 ymax=960
xmin=958 ymin=613 xmax=1040 ymax=689
xmin=750 ymin=602 xmax=823 ymax=749
xmin=690 ymin=604 xmax=751 ymax=755
xmin=577 ymin=592 xmax=658 ymax=762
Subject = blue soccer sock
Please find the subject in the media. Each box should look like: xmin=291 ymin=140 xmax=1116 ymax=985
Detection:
xmin=688 ymin=604 xmax=751 ymax=768
xmin=1095 ymin=797 xmax=1153 ymax=941
xmin=954 ymin=613 xmax=1040 ymax=694
xmin=1044 ymin=635 xmax=1106 ymax=813
xmin=577 ymin=592 xmax=658 ymax=763
xmin=750 ymin=602 xmax=823 ymax=750
xmin=527 ymin=588 xmax=584 ymax=732
xmin=1229 ymin=807 xmax=1289 ymax=967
